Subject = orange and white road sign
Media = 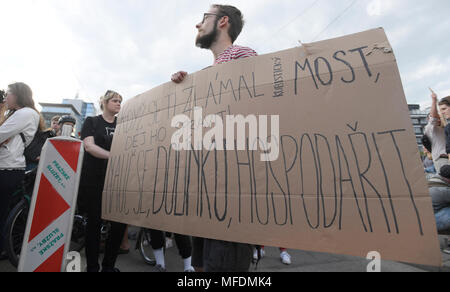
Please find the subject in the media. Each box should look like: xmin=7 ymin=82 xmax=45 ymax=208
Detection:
xmin=18 ymin=137 xmax=84 ymax=272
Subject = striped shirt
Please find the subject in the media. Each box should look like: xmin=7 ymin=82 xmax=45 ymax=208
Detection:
xmin=214 ymin=45 xmax=258 ymax=65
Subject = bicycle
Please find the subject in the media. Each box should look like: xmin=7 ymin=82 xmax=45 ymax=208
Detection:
xmin=2 ymin=168 xmax=36 ymax=268
xmin=2 ymin=169 xmax=101 ymax=268
xmin=135 ymin=228 xmax=156 ymax=266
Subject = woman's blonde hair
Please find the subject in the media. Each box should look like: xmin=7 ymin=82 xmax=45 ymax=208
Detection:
xmin=0 ymin=103 xmax=6 ymax=125
xmin=100 ymin=90 xmax=122 ymax=112
xmin=1 ymin=82 xmax=46 ymax=130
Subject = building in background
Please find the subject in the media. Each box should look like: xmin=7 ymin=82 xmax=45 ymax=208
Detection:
xmin=408 ymin=104 xmax=429 ymax=151
xmin=40 ymin=98 xmax=97 ymax=138
xmin=63 ymin=98 xmax=97 ymax=121
xmin=40 ymin=103 xmax=82 ymax=137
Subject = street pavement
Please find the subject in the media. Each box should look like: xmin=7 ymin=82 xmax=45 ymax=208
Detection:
xmin=1 ymin=227 xmax=449 ymax=272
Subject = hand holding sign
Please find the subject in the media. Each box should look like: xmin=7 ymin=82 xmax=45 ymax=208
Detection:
xmin=171 ymin=71 xmax=188 ymax=84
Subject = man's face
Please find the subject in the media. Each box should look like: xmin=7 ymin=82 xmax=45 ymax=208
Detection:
xmin=439 ymin=104 xmax=450 ymax=120
xmin=195 ymin=7 xmax=220 ymax=49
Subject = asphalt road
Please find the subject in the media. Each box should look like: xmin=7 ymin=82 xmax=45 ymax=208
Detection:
xmin=1 ymin=227 xmax=449 ymax=272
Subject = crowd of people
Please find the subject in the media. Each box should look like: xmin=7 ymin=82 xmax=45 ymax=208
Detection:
xmin=0 ymin=4 xmax=293 ymax=272
xmin=0 ymin=4 xmax=448 ymax=272
xmin=421 ymin=89 xmax=450 ymax=243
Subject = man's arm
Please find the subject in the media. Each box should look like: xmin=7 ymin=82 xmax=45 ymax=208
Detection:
xmin=430 ymin=89 xmax=440 ymax=120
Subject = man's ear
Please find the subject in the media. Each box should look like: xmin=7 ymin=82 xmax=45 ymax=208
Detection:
xmin=218 ymin=15 xmax=230 ymax=29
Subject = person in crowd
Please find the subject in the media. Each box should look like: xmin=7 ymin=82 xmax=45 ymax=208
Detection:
xmin=427 ymin=165 xmax=450 ymax=233
xmin=57 ymin=115 xmax=77 ymax=137
xmin=171 ymin=4 xmax=256 ymax=272
xmin=24 ymin=116 xmax=60 ymax=171
xmin=438 ymin=96 xmax=450 ymax=160
xmin=0 ymin=93 xmax=6 ymax=124
xmin=253 ymin=246 xmax=292 ymax=265
xmin=0 ymin=82 xmax=44 ymax=260
xmin=422 ymin=135 xmax=436 ymax=174
xmin=119 ymin=226 xmax=130 ymax=255
xmin=50 ymin=115 xmax=61 ymax=135
xmin=424 ymin=90 xmax=448 ymax=173
xmin=148 ymin=229 xmax=195 ymax=272
xmin=78 ymin=90 xmax=126 ymax=272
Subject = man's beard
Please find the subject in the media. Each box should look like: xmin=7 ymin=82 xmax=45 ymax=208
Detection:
xmin=196 ymin=21 xmax=219 ymax=49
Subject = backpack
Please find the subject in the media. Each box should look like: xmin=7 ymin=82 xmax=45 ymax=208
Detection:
xmin=20 ymin=129 xmax=56 ymax=164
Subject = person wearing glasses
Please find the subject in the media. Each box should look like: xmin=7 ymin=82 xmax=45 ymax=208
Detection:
xmin=78 ymin=90 xmax=126 ymax=272
xmin=171 ymin=4 xmax=258 ymax=83
xmin=171 ymin=4 xmax=258 ymax=273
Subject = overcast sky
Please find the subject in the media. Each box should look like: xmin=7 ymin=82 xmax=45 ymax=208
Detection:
xmin=1 ymin=0 xmax=449 ymax=110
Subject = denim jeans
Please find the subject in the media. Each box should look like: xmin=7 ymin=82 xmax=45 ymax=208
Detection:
xmin=435 ymin=207 xmax=450 ymax=232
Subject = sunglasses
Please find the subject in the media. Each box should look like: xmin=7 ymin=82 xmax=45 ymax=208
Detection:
xmin=201 ymin=13 xmax=219 ymax=24
xmin=105 ymin=90 xmax=122 ymax=100
xmin=201 ymin=12 xmax=231 ymax=24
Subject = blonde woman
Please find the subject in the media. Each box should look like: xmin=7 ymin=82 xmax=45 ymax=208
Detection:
xmin=0 ymin=82 xmax=44 ymax=259
xmin=78 ymin=90 xmax=125 ymax=272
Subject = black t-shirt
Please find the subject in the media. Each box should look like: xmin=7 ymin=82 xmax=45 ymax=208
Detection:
xmin=80 ymin=115 xmax=116 ymax=187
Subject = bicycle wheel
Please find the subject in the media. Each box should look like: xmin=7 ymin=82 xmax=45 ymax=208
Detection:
xmin=4 ymin=199 xmax=29 ymax=268
xmin=70 ymin=215 xmax=87 ymax=252
xmin=138 ymin=229 xmax=156 ymax=266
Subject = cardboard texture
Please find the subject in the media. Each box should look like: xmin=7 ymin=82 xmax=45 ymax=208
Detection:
xmin=102 ymin=28 xmax=442 ymax=267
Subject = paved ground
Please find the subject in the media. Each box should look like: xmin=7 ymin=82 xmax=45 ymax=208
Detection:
xmin=1 ymin=227 xmax=449 ymax=272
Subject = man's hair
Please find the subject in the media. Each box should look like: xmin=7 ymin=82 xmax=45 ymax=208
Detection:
xmin=212 ymin=4 xmax=245 ymax=43
xmin=438 ymin=96 xmax=450 ymax=107
xmin=440 ymin=165 xmax=450 ymax=179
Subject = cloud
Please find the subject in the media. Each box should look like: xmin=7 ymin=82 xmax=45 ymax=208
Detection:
xmin=1 ymin=0 xmax=449 ymax=109
xmin=403 ymin=57 xmax=450 ymax=83
xmin=366 ymin=0 xmax=398 ymax=17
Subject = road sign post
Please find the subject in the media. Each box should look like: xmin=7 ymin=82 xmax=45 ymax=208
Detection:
xmin=18 ymin=137 xmax=84 ymax=272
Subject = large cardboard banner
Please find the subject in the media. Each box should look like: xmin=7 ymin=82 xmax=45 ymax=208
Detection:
xmin=103 ymin=28 xmax=442 ymax=266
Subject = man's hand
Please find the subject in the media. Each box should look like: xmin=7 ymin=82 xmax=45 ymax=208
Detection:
xmin=430 ymin=87 xmax=438 ymax=103
xmin=171 ymin=71 xmax=188 ymax=84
